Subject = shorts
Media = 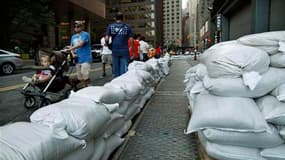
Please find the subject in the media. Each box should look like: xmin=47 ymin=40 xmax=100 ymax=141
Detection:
xmin=76 ymin=63 xmax=91 ymax=80
xmin=101 ymin=54 xmax=112 ymax=64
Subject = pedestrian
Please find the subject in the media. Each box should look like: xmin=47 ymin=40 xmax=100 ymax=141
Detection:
xmin=105 ymin=11 xmax=134 ymax=77
xmin=128 ymin=34 xmax=140 ymax=63
xmin=22 ymin=54 xmax=56 ymax=89
xmin=139 ymin=36 xmax=149 ymax=61
xmin=68 ymin=20 xmax=93 ymax=87
xmin=154 ymin=42 xmax=162 ymax=58
xmin=100 ymin=34 xmax=112 ymax=78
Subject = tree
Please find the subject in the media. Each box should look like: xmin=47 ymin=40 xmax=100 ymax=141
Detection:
xmin=1 ymin=0 xmax=55 ymax=50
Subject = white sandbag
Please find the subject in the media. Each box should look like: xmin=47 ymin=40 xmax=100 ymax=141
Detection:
xmin=200 ymin=41 xmax=270 ymax=79
xmin=266 ymin=104 xmax=285 ymax=125
xmin=70 ymin=86 xmax=126 ymax=104
xmin=128 ymin=60 xmax=154 ymax=72
xmin=62 ymin=139 xmax=95 ymax=160
xmin=280 ymin=127 xmax=285 ymax=139
xmin=104 ymin=103 xmax=119 ymax=113
xmin=271 ymin=83 xmax=285 ymax=102
xmin=0 ymin=122 xmax=85 ymax=160
xmin=128 ymin=69 xmax=155 ymax=84
xmin=117 ymin=99 xmax=136 ymax=115
xmin=237 ymin=31 xmax=285 ymax=54
xmin=256 ymin=95 xmax=280 ymax=117
xmin=136 ymin=87 xmax=154 ymax=108
xmin=101 ymin=135 xmax=124 ymax=160
xmin=256 ymin=95 xmax=285 ymax=125
xmin=260 ymin=144 xmax=285 ymax=160
xmin=105 ymin=81 xmax=144 ymax=100
xmin=270 ymin=52 xmax=285 ymax=67
xmin=203 ymin=67 xmax=285 ymax=98
xmin=102 ymin=113 xmax=125 ymax=138
xmin=125 ymin=104 xmax=141 ymax=121
xmin=184 ymin=63 xmax=208 ymax=83
xmin=185 ymin=94 xmax=268 ymax=134
xmin=158 ymin=58 xmax=170 ymax=75
xmin=116 ymin=120 xmax=132 ymax=137
xmin=198 ymin=131 xmax=265 ymax=160
xmin=90 ymin=138 xmax=106 ymax=160
xmin=186 ymin=81 xmax=208 ymax=111
xmin=279 ymin=41 xmax=285 ymax=52
xmin=30 ymin=98 xmax=111 ymax=139
xmin=202 ymin=124 xmax=284 ymax=148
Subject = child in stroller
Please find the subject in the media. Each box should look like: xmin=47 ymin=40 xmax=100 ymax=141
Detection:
xmin=21 ymin=50 xmax=79 ymax=108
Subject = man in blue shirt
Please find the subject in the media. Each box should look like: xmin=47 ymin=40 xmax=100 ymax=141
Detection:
xmin=68 ymin=20 xmax=93 ymax=87
xmin=105 ymin=12 xmax=134 ymax=77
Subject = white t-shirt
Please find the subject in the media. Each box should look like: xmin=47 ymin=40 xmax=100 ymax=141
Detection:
xmin=139 ymin=40 xmax=149 ymax=53
xmin=100 ymin=37 xmax=112 ymax=55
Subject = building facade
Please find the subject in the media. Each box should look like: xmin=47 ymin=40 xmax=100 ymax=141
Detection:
xmin=105 ymin=0 xmax=161 ymax=46
xmin=48 ymin=0 xmax=107 ymax=49
xmin=162 ymin=0 xmax=182 ymax=47
xmin=210 ymin=0 xmax=285 ymax=43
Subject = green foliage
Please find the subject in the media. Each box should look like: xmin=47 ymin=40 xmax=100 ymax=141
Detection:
xmin=5 ymin=0 xmax=55 ymax=49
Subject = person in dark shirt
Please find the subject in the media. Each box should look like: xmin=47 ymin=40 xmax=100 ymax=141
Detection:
xmin=105 ymin=12 xmax=134 ymax=77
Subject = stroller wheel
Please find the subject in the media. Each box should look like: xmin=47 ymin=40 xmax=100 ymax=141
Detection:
xmin=40 ymin=98 xmax=52 ymax=107
xmin=24 ymin=96 xmax=37 ymax=108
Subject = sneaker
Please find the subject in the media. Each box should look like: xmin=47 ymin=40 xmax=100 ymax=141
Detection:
xmin=22 ymin=76 xmax=33 ymax=83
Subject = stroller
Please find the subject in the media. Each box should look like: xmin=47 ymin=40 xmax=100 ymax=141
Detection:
xmin=21 ymin=50 xmax=79 ymax=108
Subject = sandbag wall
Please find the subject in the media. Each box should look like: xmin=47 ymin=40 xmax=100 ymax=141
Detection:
xmin=184 ymin=31 xmax=285 ymax=160
xmin=0 ymin=55 xmax=170 ymax=160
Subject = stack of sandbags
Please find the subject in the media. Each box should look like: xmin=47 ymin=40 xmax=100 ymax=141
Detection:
xmin=0 ymin=55 xmax=169 ymax=160
xmin=185 ymin=31 xmax=285 ymax=160
xmin=0 ymin=122 xmax=85 ymax=160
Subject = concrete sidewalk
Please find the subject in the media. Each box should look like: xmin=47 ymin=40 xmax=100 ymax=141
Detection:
xmin=112 ymin=59 xmax=200 ymax=160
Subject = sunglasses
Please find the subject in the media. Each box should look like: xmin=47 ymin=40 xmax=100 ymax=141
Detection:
xmin=74 ymin=25 xmax=81 ymax=28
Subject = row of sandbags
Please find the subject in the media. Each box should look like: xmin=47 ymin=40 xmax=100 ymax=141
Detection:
xmin=0 ymin=56 xmax=170 ymax=160
xmin=184 ymin=31 xmax=285 ymax=160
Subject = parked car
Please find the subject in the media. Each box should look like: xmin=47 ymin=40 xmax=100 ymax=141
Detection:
xmin=0 ymin=49 xmax=23 ymax=75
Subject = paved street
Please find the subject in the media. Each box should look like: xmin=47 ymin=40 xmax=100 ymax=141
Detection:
xmin=0 ymin=60 xmax=113 ymax=125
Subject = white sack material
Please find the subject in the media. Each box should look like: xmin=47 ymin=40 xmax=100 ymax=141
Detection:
xmin=116 ymin=120 xmax=132 ymax=137
xmin=256 ymin=95 xmax=285 ymax=125
xmin=256 ymin=95 xmax=280 ymax=118
xmin=104 ymin=103 xmax=119 ymax=113
xmin=237 ymin=31 xmax=285 ymax=54
xmin=202 ymin=124 xmax=284 ymax=148
xmin=203 ymin=67 xmax=285 ymax=98
xmin=271 ymin=83 xmax=285 ymax=102
xmin=30 ymin=98 xmax=111 ymax=139
xmin=90 ymin=138 xmax=106 ymax=160
xmin=128 ymin=60 xmax=154 ymax=72
xmin=62 ymin=139 xmax=95 ymax=160
xmin=198 ymin=132 xmax=265 ymax=160
xmin=260 ymin=144 xmax=285 ymax=160
xmin=200 ymin=41 xmax=270 ymax=80
xmin=266 ymin=104 xmax=285 ymax=125
xmin=280 ymin=127 xmax=285 ymax=139
xmin=70 ymin=86 xmax=126 ymax=104
xmin=101 ymin=135 xmax=124 ymax=160
xmin=279 ymin=41 xmax=285 ymax=52
xmin=270 ymin=52 xmax=285 ymax=68
xmin=0 ymin=122 xmax=85 ymax=160
xmin=105 ymin=81 xmax=144 ymax=100
xmin=185 ymin=94 xmax=268 ymax=134
xmin=102 ymin=113 xmax=125 ymax=138
xmin=127 ymin=69 xmax=155 ymax=84
xmin=184 ymin=63 xmax=208 ymax=83
xmin=158 ymin=58 xmax=170 ymax=75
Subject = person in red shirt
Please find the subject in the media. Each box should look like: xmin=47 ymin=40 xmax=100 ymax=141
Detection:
xmin=154 ymin=42 xmax=162 ymax=58
xmin=128 ymin=34 xmax=140 ymax=62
